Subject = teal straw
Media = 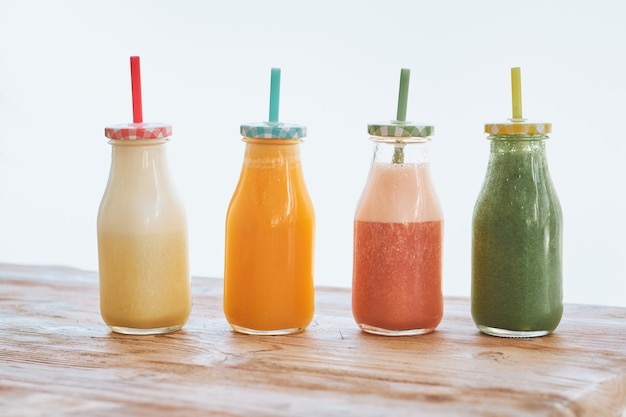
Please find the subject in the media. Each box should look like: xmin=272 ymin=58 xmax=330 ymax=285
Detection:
xmin=269 ymin=68 xmax=281 ymax=123
xmin=396 ymin=68 xmax=410 ymax=122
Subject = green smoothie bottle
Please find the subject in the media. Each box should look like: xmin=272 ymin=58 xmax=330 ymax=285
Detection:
xmin=471 ymin=67 xmax=563 ymax=338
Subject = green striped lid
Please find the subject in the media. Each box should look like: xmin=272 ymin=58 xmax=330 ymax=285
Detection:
xmin=240 ymin=122 xmax=307 ymax=139
xmin=368 ymin=121 xmax=434 ymax=138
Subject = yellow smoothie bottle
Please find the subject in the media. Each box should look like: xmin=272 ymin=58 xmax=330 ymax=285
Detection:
xmin=97 ymin=56 xmax=191 ymax=335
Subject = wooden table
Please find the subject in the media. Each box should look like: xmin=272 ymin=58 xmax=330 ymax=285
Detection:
xmin=1 ymin=264 xmax=625 ymax=416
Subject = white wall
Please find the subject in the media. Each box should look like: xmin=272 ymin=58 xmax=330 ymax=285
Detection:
xmin=1 ymin=0 xmax=624 ymax=306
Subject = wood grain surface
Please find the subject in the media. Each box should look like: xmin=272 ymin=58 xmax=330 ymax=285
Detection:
xmin=1 ymin=263 xmax=625 ymax=417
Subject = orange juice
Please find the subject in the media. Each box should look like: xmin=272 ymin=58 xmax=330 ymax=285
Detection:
xmin=224 ymin=137 xmax=315 ymax=334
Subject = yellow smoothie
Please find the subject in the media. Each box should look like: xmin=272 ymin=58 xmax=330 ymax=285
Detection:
xmin=98 ymin=230 xmax=191 ymax=331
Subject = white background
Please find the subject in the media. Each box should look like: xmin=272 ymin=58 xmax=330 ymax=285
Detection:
xmin=1 ymin=0 xmax=624 ymax=306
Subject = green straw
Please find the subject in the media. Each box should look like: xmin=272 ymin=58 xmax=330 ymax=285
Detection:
xmin=511 ymin=67 xmax=523 ymax=120
xmin=393 ymin=68 xmax=411 ymax=164
xmin=396 ymin=68 xmax=410 ymax=122
xmin=269 ymin=68 xmax=281 ymax=123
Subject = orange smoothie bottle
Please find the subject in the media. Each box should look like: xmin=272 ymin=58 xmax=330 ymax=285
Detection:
xmin=224 ymin=68 xmax=315 ymax=335
xmin=97 ymin=57 xmax=191 ymax=335
xmin=352 ymin=69 xmax=443 ymax=336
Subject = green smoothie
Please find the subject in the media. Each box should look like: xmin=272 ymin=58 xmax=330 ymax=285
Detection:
xmin=471 ymin=136 xmax=563 ymax=336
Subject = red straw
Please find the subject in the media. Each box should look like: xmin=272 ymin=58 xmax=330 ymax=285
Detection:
xmin=130 ymin=56 xmax=143 ymax=123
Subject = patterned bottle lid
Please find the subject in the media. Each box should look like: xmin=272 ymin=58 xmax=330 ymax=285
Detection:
xmin=104 ymin=122 xmax=172 ymax=140
xmin=484 ymin=119 xmax=551 ymax=135
xmin=240 ymin=122 xmax=306 ymax=139
xmin=367 ymin=121 xmax=434 ymax=138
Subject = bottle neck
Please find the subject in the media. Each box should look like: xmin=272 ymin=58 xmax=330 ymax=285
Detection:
xmin=242 ymin=137 xmax=303 ymax=166
xmin=370 ymin=136 xmax=431 ymax=165
xmin=357 ymin=136 xmax=442 ymax=223
xmin=487 ymin=135 xmax=548 ymax=159
xmin=108 ymin=139 xmax=170 ymax=179
xmin=485 ymin=135 xmax=551 ymax=180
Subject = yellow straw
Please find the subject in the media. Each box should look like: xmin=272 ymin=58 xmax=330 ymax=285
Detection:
xmin=511 ymin=67 xmax=522 ymax=120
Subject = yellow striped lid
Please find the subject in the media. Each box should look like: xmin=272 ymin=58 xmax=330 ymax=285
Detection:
xmin=484 ymin=119 xmax=551 ymax=135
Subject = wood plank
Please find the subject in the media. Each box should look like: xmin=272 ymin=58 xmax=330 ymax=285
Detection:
xmin=0 ymin=263 xmax=625 ymax=416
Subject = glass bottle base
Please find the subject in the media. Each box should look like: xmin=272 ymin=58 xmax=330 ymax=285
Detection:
xmin=477 ymin=325 xmax=552 ymax=338
xmin=108 ymin=323 xmax=184 ymax=335
xmin=358 ymin=323 xmax=435 ymax=336
xmin=230 ymin=324 xmax=305 ymax=336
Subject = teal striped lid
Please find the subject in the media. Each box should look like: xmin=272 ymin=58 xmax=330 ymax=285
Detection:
xmin=240 ymin=122 xmax=307 ymax=139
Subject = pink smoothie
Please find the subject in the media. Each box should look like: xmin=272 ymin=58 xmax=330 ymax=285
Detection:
xmin=353 ymin=162 xmax=443 ymax=333
xmin=353 ymin=220 xmax=443 ymax=331
xmin=355 ymin=162 xmax=442 ymax=222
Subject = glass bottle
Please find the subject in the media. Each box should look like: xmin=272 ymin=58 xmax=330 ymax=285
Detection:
xmin=97 ymin=123 xmax=191 ymax=335
xmin=352 ymin=122 xmax=444 ymax=336
xmin=472 ymin=122 xmax=563 ymax=337
xmin=224 ymin=122 xmax=315 ymax=335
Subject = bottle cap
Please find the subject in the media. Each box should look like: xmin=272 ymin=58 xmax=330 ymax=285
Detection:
xmin=240 ymin=122 xmax=306 ymax=139
xmin=241 ymin=68 xmax=307 ymax=139
xmin=368 ymin=68 xmax=434 ymax=138
xmin=368 ymin=122 xmax=434 ymax=138
xmin=485 ymin=67 xmax=551 ymax=135
xmin=105 ymin=122 xmax=172 ymax=140
xmin=484 ymin=121 xmax=551 ymax=135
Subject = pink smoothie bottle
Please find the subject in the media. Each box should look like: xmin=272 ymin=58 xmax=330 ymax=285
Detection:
xmin=352 ymin=69 xmax=443 ymax=336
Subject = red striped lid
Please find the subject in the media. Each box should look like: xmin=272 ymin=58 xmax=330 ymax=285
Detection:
xmin=104 ymin=123 xmax=172 ymax=140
